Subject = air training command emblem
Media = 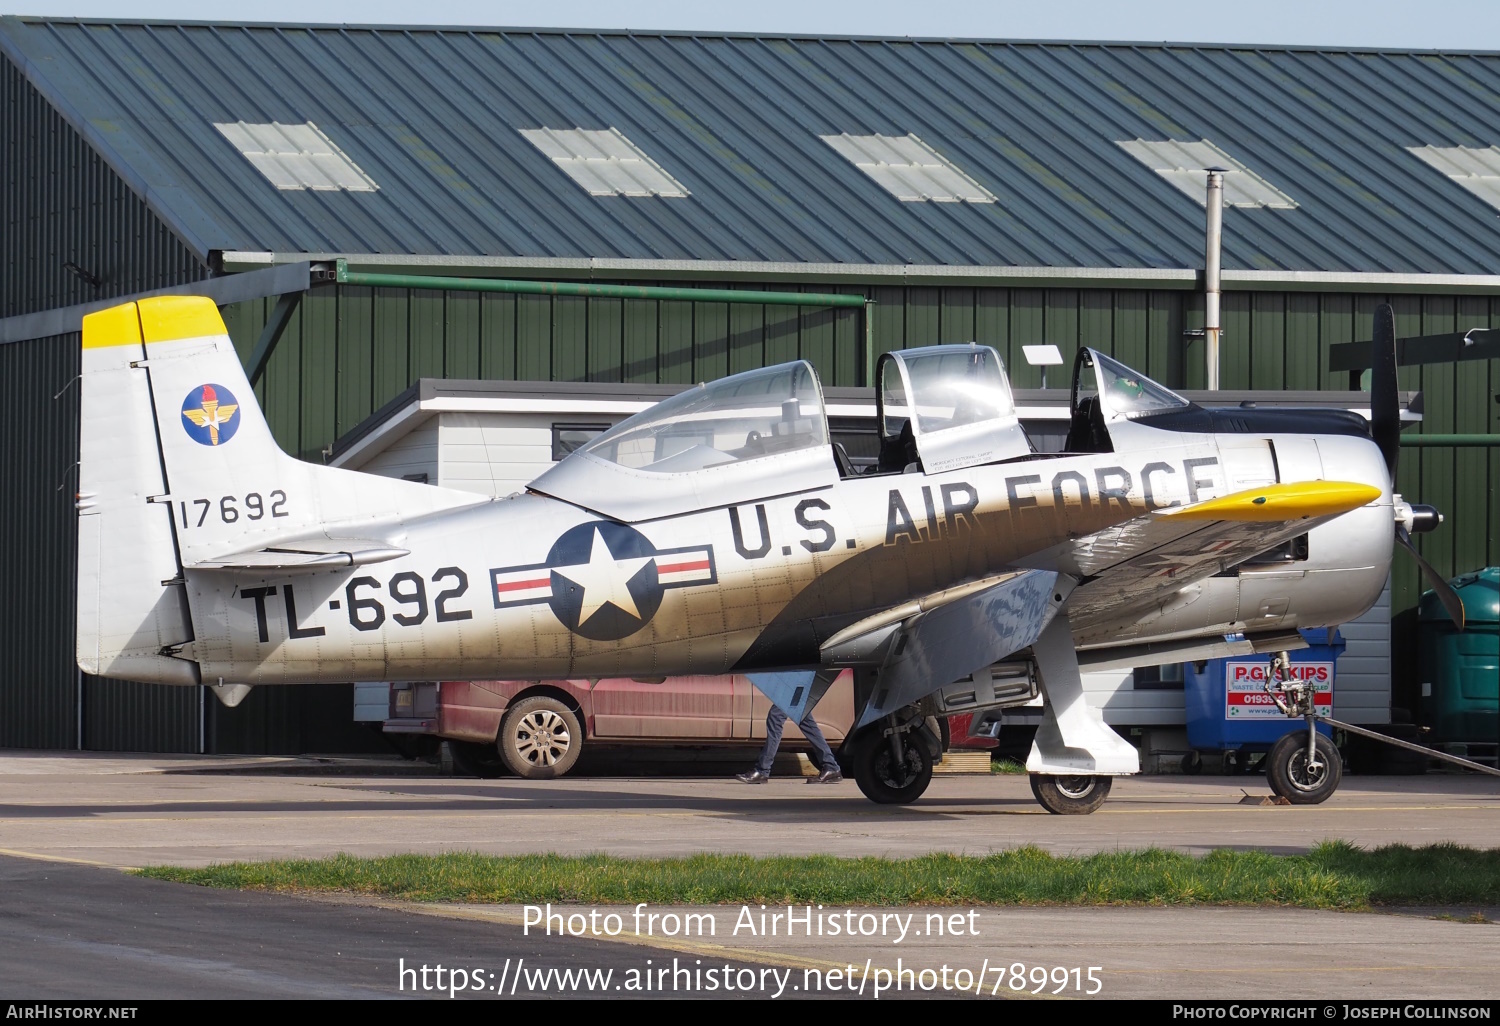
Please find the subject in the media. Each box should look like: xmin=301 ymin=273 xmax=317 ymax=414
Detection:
xmin=181 ymin=384 xmax=241 ymax=446
xmin=490 ymin=521 xmax=717 ymax=641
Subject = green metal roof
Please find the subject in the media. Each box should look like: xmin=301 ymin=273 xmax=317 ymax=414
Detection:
xmin=7 ymin=17 xmax=1500 ymax=279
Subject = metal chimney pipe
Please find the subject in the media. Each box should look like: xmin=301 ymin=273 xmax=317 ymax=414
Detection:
xmin=1204 ymin=167 xmax=1225 ymax=391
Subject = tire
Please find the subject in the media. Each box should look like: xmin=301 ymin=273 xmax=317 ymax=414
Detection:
xmin=1266 ymin=731 xmax=1341 ymax=804
xmin=1181 ymin=751 xmax=1203 ymax=775
xmin=851 ymin=725 xmax=936 ymax=805
xmin=448 ymin=739 xmax=505 ymax=779
xmin=497 ymin=696 xmax=583 ymax=780
xmin=1029 ymin=774 xmax=1112 ymax=815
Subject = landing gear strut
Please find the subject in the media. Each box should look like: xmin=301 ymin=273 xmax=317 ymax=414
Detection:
xmin=848 ymin=712 xmax=940 ymax=805
xmin=1262 ymin=650 xmax=1341 ymax=804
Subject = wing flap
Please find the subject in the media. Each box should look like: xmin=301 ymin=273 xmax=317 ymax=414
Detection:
xmin=858 ymin=569 xmax=1070 ymax=728
xmin=745 ymin=669 xmax=841 ymax=725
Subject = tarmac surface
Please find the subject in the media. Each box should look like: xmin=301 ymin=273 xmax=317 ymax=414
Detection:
xmin=1 ymin=751 xmax=1496 ymax=866
xmin=1 ymin=751 xmax=1497 ymax=999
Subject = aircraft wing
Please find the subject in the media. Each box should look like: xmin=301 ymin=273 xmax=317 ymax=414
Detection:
xmin=1028 ymin=481 xmax=1382 ymax=634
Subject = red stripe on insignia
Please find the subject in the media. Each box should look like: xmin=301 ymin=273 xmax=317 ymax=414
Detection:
xmin=495 ymin=576 xmax=551 ymax=593
xmin=656 ymin=559 xmax=710 ymax=575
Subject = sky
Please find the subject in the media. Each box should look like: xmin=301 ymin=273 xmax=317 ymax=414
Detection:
xmin=5 ymin=0 xmax=1500 ymax=50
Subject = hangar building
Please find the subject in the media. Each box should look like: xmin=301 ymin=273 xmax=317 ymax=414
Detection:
xmin=2 ymin=17 xmax=1496 ymax=753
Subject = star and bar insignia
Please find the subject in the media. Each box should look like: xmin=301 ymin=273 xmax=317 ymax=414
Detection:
xmin=490 ymin=521 xmax=717 ymax=641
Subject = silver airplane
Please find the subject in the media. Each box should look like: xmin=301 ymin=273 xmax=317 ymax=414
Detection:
xmin=76 ymin=297 xmax=1457 ymax=813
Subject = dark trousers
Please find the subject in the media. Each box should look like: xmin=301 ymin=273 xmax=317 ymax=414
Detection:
xmin=754 ymin=705 xmax=837 ymax=775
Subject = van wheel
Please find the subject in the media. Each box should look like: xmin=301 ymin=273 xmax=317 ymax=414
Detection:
xmin=1029 ymin=774 xmax=1112 ymax=814
xmin=498 ymin=697 xmax=582 ymax=780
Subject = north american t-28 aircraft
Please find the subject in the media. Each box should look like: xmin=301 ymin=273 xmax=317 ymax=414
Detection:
xmin=76 ymin=295 xmax=1459 ymax=812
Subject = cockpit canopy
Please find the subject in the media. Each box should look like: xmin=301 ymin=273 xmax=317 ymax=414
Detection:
xmin=579 ymin=362 xmax=828 ymax=473
xmin=877 ymin=344 xmax=1032 ymax=473
xmin=1066 ymin=347 xmax=1196 ymax=453
xmin=529 ymin=361 xmax=838 ymax=521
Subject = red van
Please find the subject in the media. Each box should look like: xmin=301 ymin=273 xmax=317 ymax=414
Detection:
xmin=374 ymin=673 xmax=993 ymax=778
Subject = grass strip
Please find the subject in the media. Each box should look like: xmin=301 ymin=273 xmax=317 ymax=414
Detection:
xmin=134 ymin=842 xmax=1500 ymax=910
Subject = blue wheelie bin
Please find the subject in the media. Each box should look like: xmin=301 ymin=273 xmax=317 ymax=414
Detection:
xmin=1185 ymin=628 xmax=1345 ymax=763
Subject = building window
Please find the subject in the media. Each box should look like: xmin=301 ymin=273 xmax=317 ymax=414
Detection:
xmin=1133 ymin=663 xmax=1186 ymax=691
xmin=552 ymin=423 xmax=610 ymax=461
xmin=214 ymin=121 xmax=379 ymax=192
xmin=1116 ymin=138 xmax=1297 ymax=209
xmin=820 ymin=133 xmax=997 ymax=203
xmin=519 ymin=128 xmax=690 ymax=198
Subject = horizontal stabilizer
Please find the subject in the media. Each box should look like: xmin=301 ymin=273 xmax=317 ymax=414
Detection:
xmin=746 ymin=669 xmax=840 ymax=725
xmin=859 ymin=570 xmax=1070 ymax=728
xmin=188 ymin=540 xmax=409 ymax=571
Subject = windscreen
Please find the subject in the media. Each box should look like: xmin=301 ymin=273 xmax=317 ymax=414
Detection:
xmin=578 ymin=362 xmax=828 ymax=473
xmin=1093 ymin=351 xmax=1191 ymax=416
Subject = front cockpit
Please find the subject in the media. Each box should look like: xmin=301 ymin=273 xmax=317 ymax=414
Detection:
xmin=1065 ymin=348 xmax=1196 ymax=453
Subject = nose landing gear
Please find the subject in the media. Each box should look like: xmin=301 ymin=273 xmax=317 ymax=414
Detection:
xmin=1029 ymin=773 xmax=1113 ymax=814
xmin=1262 ymin=651 xmax=1342 ymax=805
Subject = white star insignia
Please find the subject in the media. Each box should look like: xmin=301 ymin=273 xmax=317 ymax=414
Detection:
xmin=553 ymin=528 xmax=655 ymax=625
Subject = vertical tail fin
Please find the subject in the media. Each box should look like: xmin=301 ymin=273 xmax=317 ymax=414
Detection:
xmin=77 ymin=303 xmax=197 ymax=683
xmin=78 ymin=296 xmax=483 ymax=683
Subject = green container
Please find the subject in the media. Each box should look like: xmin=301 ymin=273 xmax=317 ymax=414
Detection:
xmin=1417 ymin=567 xmax=1500 ymax=744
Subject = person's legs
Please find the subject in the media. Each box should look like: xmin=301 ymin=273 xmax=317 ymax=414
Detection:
xmin=796 ymin=712 xmax=837 ymax=772
xmin=754 ymin=706 xmax=788 ymax=775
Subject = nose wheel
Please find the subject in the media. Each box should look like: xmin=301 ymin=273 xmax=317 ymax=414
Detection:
xmin=1266 ymin=730 xmax=1341 ymax=804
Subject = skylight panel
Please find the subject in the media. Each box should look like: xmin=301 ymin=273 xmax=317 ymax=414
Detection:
xmin=1116 ymin=139 xmax=1297 ymax=209
xmin=214 ymin=121 xmax=378 ymax=192
xmin=820 ymin=133 xmax=996 ymax=203
xmin=520 ymin=128 xmax=689 ymax=198
xmin=1407 ymin=145 xmax=1500 ymax=210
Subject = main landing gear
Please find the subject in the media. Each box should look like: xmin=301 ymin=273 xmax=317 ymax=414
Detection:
xmin=844 ymin=712 xmax=942 ymax=805
xmin=1028 ymin=774 xmax=1113 ymax=815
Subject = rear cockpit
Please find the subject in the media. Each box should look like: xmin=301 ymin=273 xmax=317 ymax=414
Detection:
xmin=529 ymin=361 xmax=840 ymax=521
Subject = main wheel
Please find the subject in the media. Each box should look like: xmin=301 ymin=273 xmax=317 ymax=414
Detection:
xmin=851 ymin=726 xmax=936 ymax=805
xmin=497 ymin=696 xmax=583 ymax=780
xmin=1029 ymin=774 xmax=1112 ymax=815
xmin=448 ymin=739 xmax=506 ymax=778
xmin=1266 ymin=731 xmax=1341 ymax=804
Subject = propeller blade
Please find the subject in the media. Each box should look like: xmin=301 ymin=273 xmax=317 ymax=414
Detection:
xmin=1370 ymin=303 xmax=1401 ymax=480
xmin=1397 ymin=525 xmax=1466 ymax=629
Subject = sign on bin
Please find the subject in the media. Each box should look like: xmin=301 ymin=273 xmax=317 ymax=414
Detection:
xmin=1224 ymin=661 xmax=1334 ymax=719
